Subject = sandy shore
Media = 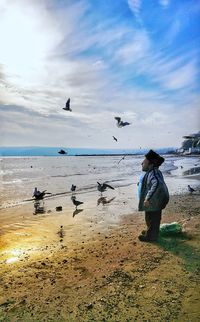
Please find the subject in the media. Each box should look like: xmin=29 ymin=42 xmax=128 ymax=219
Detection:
xmin=0 ymin=192 xmax=200 ymax=322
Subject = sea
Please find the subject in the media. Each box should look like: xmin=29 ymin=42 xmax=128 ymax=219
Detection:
xmin=1 ymin=153 xmax=200 ymax=209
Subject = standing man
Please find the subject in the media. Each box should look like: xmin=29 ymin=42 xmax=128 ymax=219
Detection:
xmin=138 ymin=150 xmax=169 ymax=242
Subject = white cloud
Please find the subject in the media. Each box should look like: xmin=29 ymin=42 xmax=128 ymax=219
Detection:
xmin=159 ymin=61 xmax=198 ymax=90
xmin=0 ymin=0 xmax=199 ymax=149
xmin=128 ymin=0 xmax=142 ymax=17
xmin=115 ymin=30 xmax=150 ymax=64
xmin=159 ymin=0 xmax=170 ymax=8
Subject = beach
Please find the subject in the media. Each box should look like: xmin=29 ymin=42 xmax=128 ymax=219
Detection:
xmin=0 ymin=155 xmax=200 ymax=321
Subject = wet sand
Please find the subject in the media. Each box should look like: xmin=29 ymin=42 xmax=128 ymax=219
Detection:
xmin=0 ymin=191 xmax=200 ymax=321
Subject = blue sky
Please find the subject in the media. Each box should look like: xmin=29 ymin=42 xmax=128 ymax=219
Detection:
xmin=0 ymin=0 xmax=199 ymax=149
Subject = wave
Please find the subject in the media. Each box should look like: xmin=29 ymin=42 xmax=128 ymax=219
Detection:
xmin=51 ymin=173 xmax=87 ymax=178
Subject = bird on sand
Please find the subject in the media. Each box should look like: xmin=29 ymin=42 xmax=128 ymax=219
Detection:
xmin=71 ymin=184 xmax=76 ymax=193
xmin=71 ymin=196 xmax=84 ymax=209
xmin=58 ymin=149 xmax=67 ymax=154
xmin=115 ymin=117 xmax=130 ymax=128
xmin=188 ymin=185 xmax=196 ymax=193
xmin=33 ymin=187 xmax=51 ymax=200
xmin=113 ymin=136 xmax=118 ymax=142
xmin=97 ymin=182 xmax=115 ymax=193
xmin=62 ymin=98 xmax=72 ymax=111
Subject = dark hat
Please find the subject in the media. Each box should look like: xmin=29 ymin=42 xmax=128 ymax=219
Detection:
xmin=145 ymin=149 xmax=164 ymax=167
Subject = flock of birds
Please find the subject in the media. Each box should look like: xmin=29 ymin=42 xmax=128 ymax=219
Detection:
xmin=58 ymin=98 xmax=131 ymax=154
xmin=33 ymin=183 xmax=198 ymax=213
xmin=32 ymin=98 xmax=199 ymax=213
xmin=33 ymin=97 xmax=130 ymax=208
xmin=33 ymin=181 xmax=115 ymax=210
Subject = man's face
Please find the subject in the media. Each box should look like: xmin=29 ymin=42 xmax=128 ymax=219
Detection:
xmin=141 ymin=158 xmax=150 ymax=172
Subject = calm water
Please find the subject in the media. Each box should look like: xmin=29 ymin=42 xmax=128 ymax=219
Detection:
xmin=1 ymin=155 xmax=200 ymax=209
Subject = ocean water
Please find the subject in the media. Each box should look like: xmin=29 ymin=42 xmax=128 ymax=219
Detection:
xmin=0 ymin=146 xmax=176 ymax=157
xmin=1 ymin=155 xmax=200 ymax=209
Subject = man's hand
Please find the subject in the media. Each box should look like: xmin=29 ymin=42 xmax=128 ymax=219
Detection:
xmin=144 ymin=199 xmax=150 ymax=208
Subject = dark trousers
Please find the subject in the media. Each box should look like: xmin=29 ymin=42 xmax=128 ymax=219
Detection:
xmin=145 ymin=210 xmax=162 ymax=240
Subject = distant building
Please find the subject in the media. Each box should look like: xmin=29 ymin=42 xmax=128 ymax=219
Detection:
xmin=177 ymin=131 xmax=200 ymax=154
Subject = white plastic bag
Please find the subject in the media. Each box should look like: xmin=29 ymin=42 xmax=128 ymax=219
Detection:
xmin=160 ymin=222 xmax=182 ymax=235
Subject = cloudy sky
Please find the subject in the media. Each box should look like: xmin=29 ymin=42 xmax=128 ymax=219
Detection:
xmin=0 ymin=0 xmax=199 ymax=149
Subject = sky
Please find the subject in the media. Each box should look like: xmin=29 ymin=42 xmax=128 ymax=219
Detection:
xmin=0 ymin=0 xmax=200 ymax=149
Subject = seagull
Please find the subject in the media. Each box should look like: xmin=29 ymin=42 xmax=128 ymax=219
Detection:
xmin=58 ymin=149 xmax=67 ymax=155
xmin=62 ymin=98 xmax=72 ymax=112
xmin=71 ymin=184 xmax=76 ymax=193
xmin=113 ymin=136 xmax=118 ymax=142
xmin=97 ymin=182 xmax=115 ymax=193
xmin=188 ymin=185 xmax=196 ymax=193
xmin=118 ymin=155 xmax=125 ymax=164
xmin=71 ymin=196 xmax=84 ymax=209
xmin=115 ymin=117 xmax=131 ymax=128
xmin=33 ymin=187 xmax=51 ymax=200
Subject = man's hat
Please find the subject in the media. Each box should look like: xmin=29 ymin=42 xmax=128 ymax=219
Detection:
xmin=145 ymin=149 xmax=164 ymax=166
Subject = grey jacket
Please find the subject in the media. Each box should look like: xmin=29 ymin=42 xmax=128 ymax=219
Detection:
xmin=138 ymin=167 xmax=169 ymax=212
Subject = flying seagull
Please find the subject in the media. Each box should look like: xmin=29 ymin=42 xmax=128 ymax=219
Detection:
xmin=188 ymin=185 xmax=196 ymax=193
xmin=71 ymin=196 xmax=84 ymax=209
xmin=63 ymin=98 xmax=72 ymax=111
xmin=97 ymin=182 xmax=115 ymax=193
xmin=115 ymin=117 xmax=130 ymax=128
xmin=58 ymin=149 xmax=67 ymax=155
xmin=118 ymin=155 xmax=125 ymax=164
xmin=113 ymin=136 xmax=118 ymax=142
xmin=33 ymin=187 xmax=51 ymax=200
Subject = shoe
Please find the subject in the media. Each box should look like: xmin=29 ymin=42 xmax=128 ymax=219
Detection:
xmin=138 ymin=235 xmax=157 ymax=242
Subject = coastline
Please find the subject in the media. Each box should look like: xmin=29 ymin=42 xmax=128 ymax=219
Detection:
xmin=0 ymin=193 xmax=200 ymax=321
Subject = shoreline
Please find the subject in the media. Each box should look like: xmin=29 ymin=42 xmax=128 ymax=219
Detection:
xmin=0 ymin=193 xmax=200 ymax=321
xmin=1 ymin=153 xmax=200 ymax=158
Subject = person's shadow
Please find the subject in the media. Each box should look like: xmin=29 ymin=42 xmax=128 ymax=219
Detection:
xmin=157 ymin=232 xmax=200 ymax=273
